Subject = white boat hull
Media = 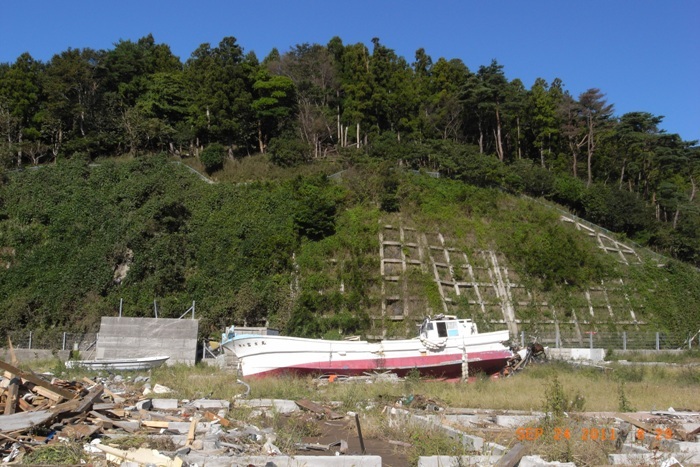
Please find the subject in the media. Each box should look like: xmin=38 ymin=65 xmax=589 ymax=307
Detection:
xmin=225 ymin=330 xmax=512 ymax=378
xmin=65 ymin=355 xmax=169 ymax=371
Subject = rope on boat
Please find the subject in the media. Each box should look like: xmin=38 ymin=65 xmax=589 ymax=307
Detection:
xmin=419 ymin=336 xmax=446 ymax=350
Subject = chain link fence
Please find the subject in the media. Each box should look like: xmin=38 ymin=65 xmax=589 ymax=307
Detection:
xmin=5 ymin=330 xmax=97 ymax=352
xmin=3 ymin=328 xmax=698 ymax=354
xmin=518 ymin=330 xmax=698 ymax=351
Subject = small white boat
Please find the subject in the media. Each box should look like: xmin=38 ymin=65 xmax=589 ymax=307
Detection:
xmin=223 ymin=315 xmax=513 ymax=379
xmin=65 ymin=355 xmax=169 ymax=371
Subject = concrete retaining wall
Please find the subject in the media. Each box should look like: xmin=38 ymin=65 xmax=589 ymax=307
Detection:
xmin=96 ymin=317 xmax=198 ymax=365
xmin=0 ymin=349 xmax=70 ymax=363
xmin=547 ymin=348 xmax=605 ymax=362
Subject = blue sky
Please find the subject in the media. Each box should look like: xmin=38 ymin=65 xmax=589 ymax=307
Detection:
xmin=2 ymin=0 xmax=698 ymax=143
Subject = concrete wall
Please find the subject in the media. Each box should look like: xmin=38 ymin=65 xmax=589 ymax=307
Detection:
xmin=0 ymin=349 xmax=70 ymax=363
xmin=547 ymin=348 xmax=606 ymax=362
xmin=96 ymin=317 xmax=198 ymax=365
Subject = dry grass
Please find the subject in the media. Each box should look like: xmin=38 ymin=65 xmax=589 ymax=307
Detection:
xmin=39 ymin=359 xmax=699 ymax=466
xmin=141 ymin=360 xmax=700 ymax=413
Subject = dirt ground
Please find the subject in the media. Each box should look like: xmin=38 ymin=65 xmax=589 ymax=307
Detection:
xmin=296 ymin=416 xmax=411 ymax=467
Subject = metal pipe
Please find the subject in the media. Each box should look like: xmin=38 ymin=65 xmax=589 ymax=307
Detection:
xmin=354 ymin=413 xmax=366 ymax=455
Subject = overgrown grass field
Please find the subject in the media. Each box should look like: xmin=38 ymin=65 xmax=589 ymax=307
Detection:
xmin=143 ymin=360 xmax=699 ymax=413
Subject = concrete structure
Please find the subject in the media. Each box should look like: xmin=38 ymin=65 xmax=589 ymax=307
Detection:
xmin=419 ymin=456 xmax=576 ymax=467
xmin=95 ymin=317 xmax=198 ymax=365
xmin=547 ymin=348 xmax=606 ymax=362
xmin=178 ymin=455 xmax=382 ymax=466
xmin=0 ymin=349 xmax=69 ymax=363
xmin=389 ymin=408 xmax=508 ymax=454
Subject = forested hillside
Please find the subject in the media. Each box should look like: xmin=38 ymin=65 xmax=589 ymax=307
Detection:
xmin=0 ymin=34 xmax=699 ymax=341
xmin=0 ymin=155 xmax=699 ymax=343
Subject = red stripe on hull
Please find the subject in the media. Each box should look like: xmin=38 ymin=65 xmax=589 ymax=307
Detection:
xmin=243 ymin=350 xmax=512 ymax=379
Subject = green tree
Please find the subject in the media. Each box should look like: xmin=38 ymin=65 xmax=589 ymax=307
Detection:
xmin=200 ymin=143 xmax=225 ymax=173
xmin=184 ymin=37 xmax=255 ymax=152
xmin=421 ymin=58 xmax=470 ymax=141
xmin=527 ymin=78 xmax=560 ymax=167
xmin=578 ymin=88 xmax=614 ymax=186
xmin=276 ymin=43 xmax=339 ymax=157
xmin=0 ymin=53 xmax=43 ymax=166
xmin=251 ymin=70 xmax=296 ymax=153
xmin=41 ymin=48 xmax=102 ymax=157
xmin=465 ymin=60 xmax=509 ymax=159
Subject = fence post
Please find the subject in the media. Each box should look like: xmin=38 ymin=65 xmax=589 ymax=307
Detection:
xmin=555 ymin=326 xmax=560 ymax=349
xmin=62 ymin=332 xmax=66 ymax=351
xmin=520 ymin=331 xmax=524 ymax=348
xmin=655 ymin=332 xmax=660 ymax=351
xmin=623 ymin=332 xmax=627 ymax=351
xmin=28 ymin=331 xmax=33 ymax=350
xmin=589 ymin=332 xmax=593 ymax=350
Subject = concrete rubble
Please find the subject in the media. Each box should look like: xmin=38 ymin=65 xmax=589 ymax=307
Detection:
xmin=1 ymin=357 xmax=699 ymax=466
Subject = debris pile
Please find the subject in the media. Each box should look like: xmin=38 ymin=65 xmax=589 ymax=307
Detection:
xmin=504 ymin=341 xmax=547 ymax=375
xmin=0 ymin=359 xmax=361 ymax=465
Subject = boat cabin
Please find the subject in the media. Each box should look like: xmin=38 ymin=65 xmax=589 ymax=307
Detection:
xmin=420 ymin=315 xmax=478 ymax=340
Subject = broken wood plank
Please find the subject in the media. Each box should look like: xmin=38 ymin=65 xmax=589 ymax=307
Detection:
xmin=26 ymin=383 xmax=65 ymax=403
xmin=136 ymin=409 xmax=184 ymax=423
xmin=3 ymin=377 xmax=19 ymax=415
xmin=88 ymin=410 xmax=138 ymax=433
xmin=203 ymin=410 xmax=231 ymax=427
xmin=93 ymin=402 xmax=116 ymax=411
xmin=7 ymin=337 xmax=19 ymax=367
xmin=106 ymin=408 xmax=127 ymax=418
xmin=0 ymin=360 xmax=76 ymax=401
xmin=294 ymin=399 xmax=343 ymax=419
xmin=616 ymin=413 xmax=656 ymax=434
xmin=83 ymin=377 xmax=125 ymax=404
xmin=50 ymin=397 xmax=82 ymax=415
xmin=185 ymin=416 xmax=200 ymax=446
xmin=295 ymin=399 xmax=326 ymax=415
xmin=18 ymin=397 xmax=35 ymax=412
xmin=74 ymin=384 xmax=104 ymax=414
xmin=495 ymin=442 xmax=528 ymax=467
xmin=0 ymin=409 xmax=54 ymax=432
xmin=141 ymin=420 xmax=170 ymax=429
xmin=297 ymin=442 xmax=330 ymax=451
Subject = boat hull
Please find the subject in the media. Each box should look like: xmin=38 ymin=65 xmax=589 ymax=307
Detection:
xmin=225 ymin=331 xmax=512 ymax=379
xmin=65 ymin=355 xmax=169 ymax=371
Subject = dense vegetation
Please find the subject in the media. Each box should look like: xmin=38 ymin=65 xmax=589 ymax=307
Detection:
xmin=0 ymin=34 xmax=699 ymax=341
xmin=0 ymin=155 xmax=699 ymax=342
xmin=0 ymin=34 xmax=698 ymax=264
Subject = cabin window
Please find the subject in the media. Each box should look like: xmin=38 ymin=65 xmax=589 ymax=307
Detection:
xmin=436 ymin=322 xmax=447 ymax=338
xmin=446 ymin=321 xmax=459 ymax=337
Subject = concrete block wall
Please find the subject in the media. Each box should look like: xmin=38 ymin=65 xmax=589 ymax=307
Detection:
xmin=547 ymin=348 xmax=606 ymax=362
xmin=96 ymin=317 xmax=198 ymax=365
xmin=0 ymin=349 xmax=70 ymax=363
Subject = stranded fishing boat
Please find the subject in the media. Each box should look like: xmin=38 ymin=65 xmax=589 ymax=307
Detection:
xmin=222 ymin=315 xmax=513 ymax=378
